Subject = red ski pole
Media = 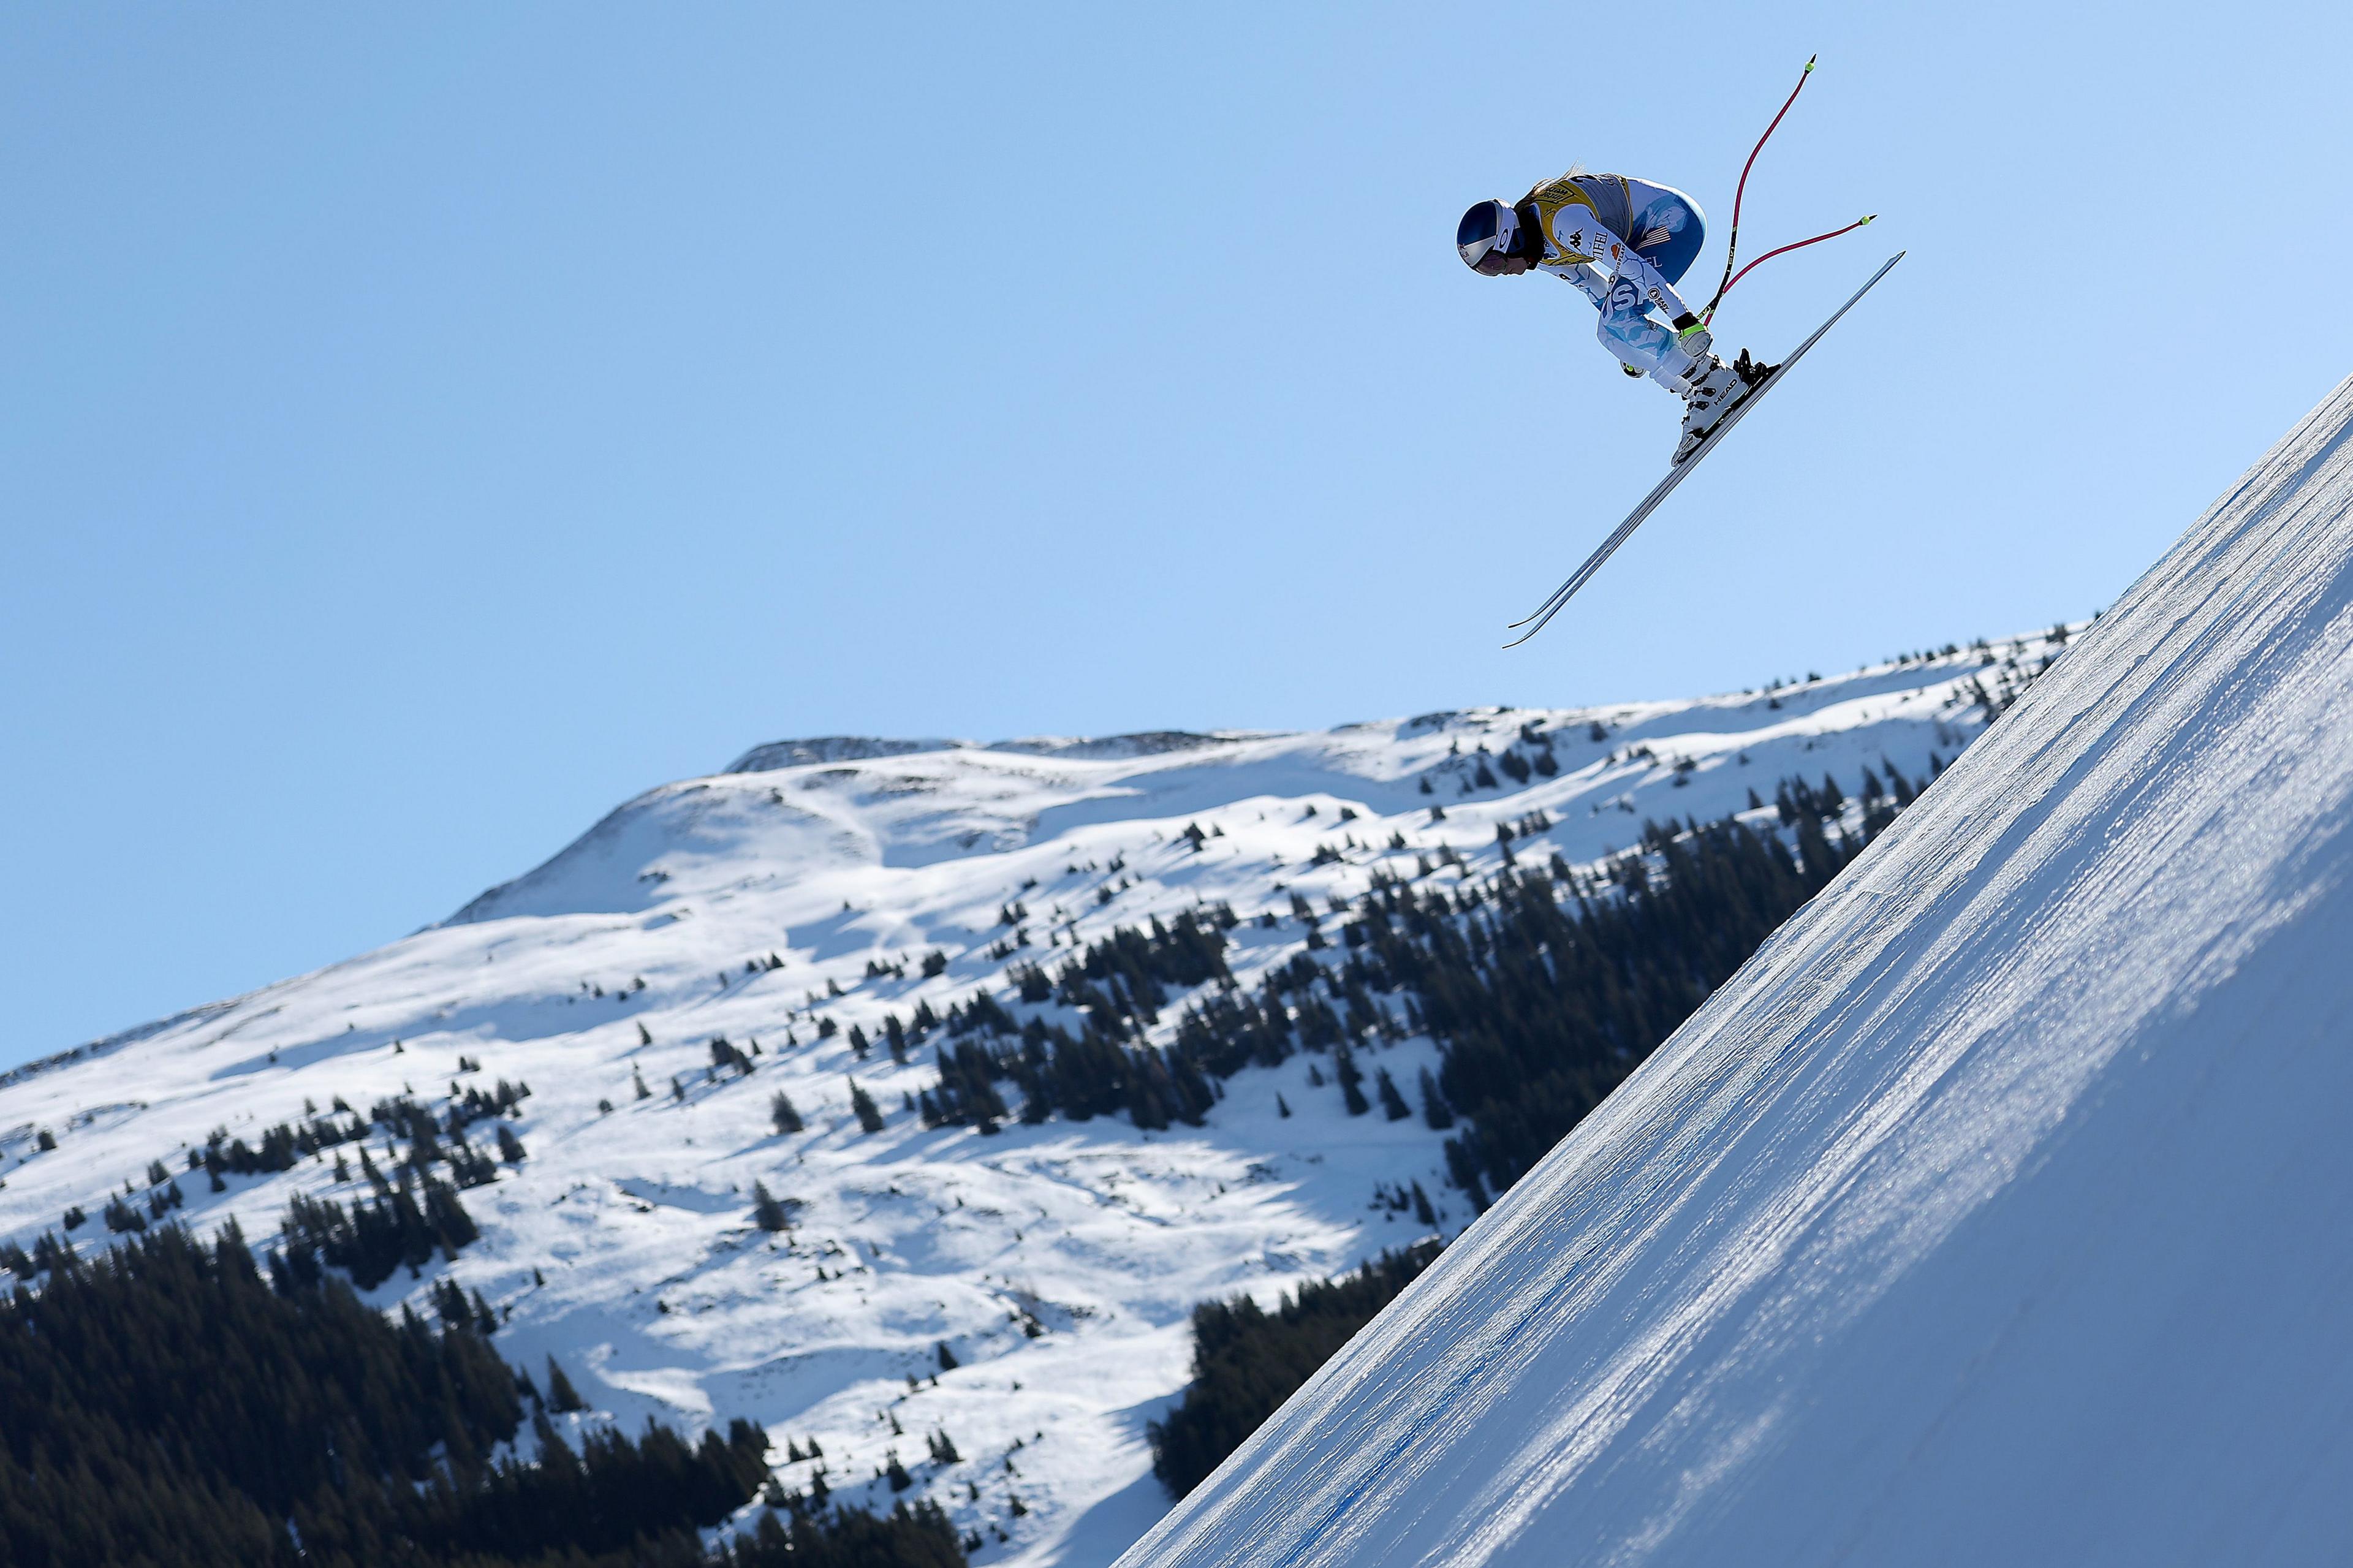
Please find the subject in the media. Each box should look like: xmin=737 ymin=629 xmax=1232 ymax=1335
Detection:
xmin=1699 ymin=55 xmax=1815 ymax=327
xmin=1713 ymin=214 xmax=1878 ymax=307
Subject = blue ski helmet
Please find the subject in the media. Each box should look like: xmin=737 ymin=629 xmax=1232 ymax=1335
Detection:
xmin=1457 ymin=199 xmax=1533 ymax=275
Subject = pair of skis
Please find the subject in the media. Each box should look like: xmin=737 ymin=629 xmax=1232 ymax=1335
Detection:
xmin=1504 ymin=251 xmax=1904 ymax=648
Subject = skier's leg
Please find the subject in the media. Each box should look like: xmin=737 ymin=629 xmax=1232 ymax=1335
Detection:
xmin=1670 ymin=353 xmax=1759 ymax=464
xmin=1619 ymin=180 xmax=1706 ymax=285
xmin=1591 ymin=269 xmax=1700 ymax=385
xmin=1564 ymin=253 xmax=1708 ymax=391
xmin=1559 ymin=260 xmax=1671 ymax=377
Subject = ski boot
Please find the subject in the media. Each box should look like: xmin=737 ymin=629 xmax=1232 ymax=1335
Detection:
xmin=1671 ymin=349 xmax=1775 ymax=465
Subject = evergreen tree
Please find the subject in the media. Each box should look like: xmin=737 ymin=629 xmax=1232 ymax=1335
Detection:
xmin=0 ymin=1222 xmax=853 ymax=1568
xmin=1334 ymin=1043 xmax=1371 ymax=1116
xmin=710 ymin=1501 xmax=960 ymax=1568
xmin=546 ymin=1355 xmax=588 ymax=1412
xmin=1147 ymin=1242 xmax=1443 ymax=1498
xmin=1417 ymin=1067 xmax=1454 ymax=1131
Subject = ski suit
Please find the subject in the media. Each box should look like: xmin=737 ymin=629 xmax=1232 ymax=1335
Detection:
xmin=1521 ymin=173 xmax=1707 ymax=389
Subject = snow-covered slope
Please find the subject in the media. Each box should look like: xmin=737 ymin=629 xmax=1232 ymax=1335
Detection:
xmin=0 ymin=627 xmax=2047 ymax=1566
xmin=1120 ymin=382 xmax=2353 ymax=1567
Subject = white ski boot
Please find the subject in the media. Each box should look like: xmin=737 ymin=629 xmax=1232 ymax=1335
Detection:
xmin=1671 ymin=349 xmax=1774 ymax=465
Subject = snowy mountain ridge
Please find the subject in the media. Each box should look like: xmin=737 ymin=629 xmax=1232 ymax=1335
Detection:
xmin=0 ymin=638 xmax=2053 ymax=1566
xmin=722 ymin=732 xmax=1256 ymax=775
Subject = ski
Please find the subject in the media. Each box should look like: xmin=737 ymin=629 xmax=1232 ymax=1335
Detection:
xmin=1504 ymin=251 xmax=1904 ymax=648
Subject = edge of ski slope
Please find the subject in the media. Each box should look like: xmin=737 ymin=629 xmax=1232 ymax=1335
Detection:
xmin=1118 ymin=376 xmax=2353 ymax=1568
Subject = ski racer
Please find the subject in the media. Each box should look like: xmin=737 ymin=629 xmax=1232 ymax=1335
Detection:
xmin=1457 ymin=172 xmax=1769 ymax=464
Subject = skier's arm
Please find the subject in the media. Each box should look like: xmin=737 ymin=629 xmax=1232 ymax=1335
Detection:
xmin=1607 ymin=244 xmax=1700 ymax=336
xmin=1549 ymin=213 xmax=1702 ymax=337
xmin=1552 ymin=260 xmax=1612 ymax=308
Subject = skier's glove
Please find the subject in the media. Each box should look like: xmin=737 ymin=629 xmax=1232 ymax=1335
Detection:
xmin=1673 ymin=315 xmax=1712 ymax=362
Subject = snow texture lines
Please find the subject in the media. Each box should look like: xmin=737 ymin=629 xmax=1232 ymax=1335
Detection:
xmin=1121 ymin=376 xmax=2353 ymax=1568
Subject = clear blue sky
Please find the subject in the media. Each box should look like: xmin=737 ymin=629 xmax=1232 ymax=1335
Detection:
xmin=6 ymin=1 xmax=2350 ymax=1069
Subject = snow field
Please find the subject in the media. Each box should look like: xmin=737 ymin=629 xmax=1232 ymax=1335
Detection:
xmin=0 ymin=638 xmax=2040 ymax=1564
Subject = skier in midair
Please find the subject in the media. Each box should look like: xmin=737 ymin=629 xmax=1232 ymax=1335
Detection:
xmin=1457 ymin=172 xmax=1769 ymax=464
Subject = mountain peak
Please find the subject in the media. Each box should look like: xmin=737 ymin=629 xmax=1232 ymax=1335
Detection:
xmin=724 ymin=736 xmax=966 ymax=773
xmin=722 ymin=730 xmax=1273 ymax=777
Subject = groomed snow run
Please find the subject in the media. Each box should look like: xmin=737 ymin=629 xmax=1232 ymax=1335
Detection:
xmin=1120 ymin=380 xmax=2353 ymax=1568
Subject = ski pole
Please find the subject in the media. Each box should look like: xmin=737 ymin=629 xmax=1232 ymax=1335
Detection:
xmin=1712 ymin=214 xmax=1878 ymax=306
xmin=1700 ymin=55 xmax=1815 ymax=328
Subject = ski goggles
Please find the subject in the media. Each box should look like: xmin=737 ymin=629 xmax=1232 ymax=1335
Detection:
xmin=1457 ymin=201 xmax=1524 ymax=276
